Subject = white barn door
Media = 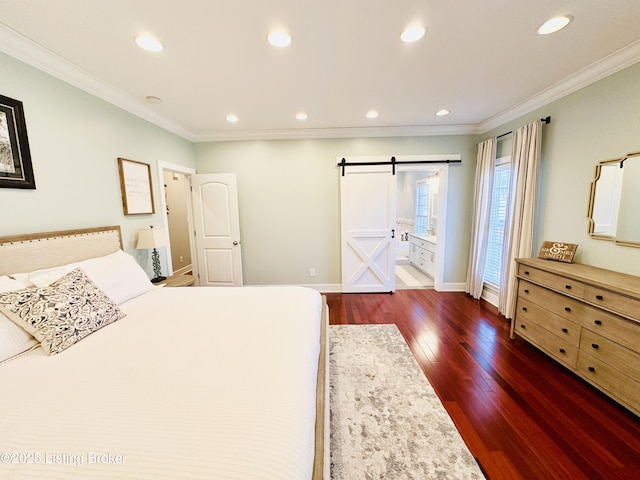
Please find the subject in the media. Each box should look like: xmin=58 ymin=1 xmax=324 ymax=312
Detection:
xmin=340 ymin=162 xmax=396 ymax=293
xmin=190 ymin=173 xmax=243 ymax=287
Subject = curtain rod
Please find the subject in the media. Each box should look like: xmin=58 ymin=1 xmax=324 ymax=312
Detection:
xmin=337 ymin=156 xmax=461 ymax=176
xmin=496 ymin=116 xmax=551 ymax=140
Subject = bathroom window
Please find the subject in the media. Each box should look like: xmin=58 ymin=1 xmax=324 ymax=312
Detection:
xmin=415 ymin=181 xmax=430 ymax=234
xmin=484 ymin=157 xmax=511 ymax=287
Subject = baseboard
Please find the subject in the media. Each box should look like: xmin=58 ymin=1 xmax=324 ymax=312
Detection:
xmin=172 ymin=264 xmax=193 ymax=276
xmin=436 ymin=282 xmax=466 ymax=292
xmin=248 ymin=283 xmax=343 ymax=293
xmin=302 ymin=284 xmax=342 ymax=293
xmin=247 ymin=283 xmax=466 ymax=294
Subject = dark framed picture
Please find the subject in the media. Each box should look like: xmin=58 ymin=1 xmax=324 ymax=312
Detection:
xmin=0 ymin=94 xmax=35 ymax=189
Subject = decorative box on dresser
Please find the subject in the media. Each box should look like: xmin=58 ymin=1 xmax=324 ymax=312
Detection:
xmin=512 ymin=257 xmax=640 ymax=417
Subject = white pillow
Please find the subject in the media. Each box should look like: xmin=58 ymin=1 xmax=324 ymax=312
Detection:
xmin=0 ymin=275 xmax=27 ymax=293
xmin=0 ymin=276 xmax=39 ymax=365
xmin=79 ymin=250 xmax=155 ymax=305
xmin=27 ymin=250 xmax=155 ymax=305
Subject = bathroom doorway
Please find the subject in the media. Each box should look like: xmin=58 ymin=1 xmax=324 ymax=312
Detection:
xmin=395 ymin=164 xmax=449 ymax=290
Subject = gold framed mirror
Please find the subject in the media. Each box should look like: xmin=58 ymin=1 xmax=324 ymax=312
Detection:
xmin=588 ymin=151 xmax=640 ymax=247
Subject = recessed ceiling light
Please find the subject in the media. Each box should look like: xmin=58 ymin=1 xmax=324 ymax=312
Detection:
xmin=145 ymin=95 xmax=162 ymax=105
xmin=267 ymin=31 xmax=292 ymax=48
xmin=435 ymin=109 xmax=450 ymax=116
xmin=135 ymin=35 xmax=164 ymax=52
xmin=537 ymin=15 xmax=572 ymax=35
xmin=296 ymin=112 xmax=308 ymax=120
xmin=226 ymin=114 xmax=239 ymax=123
xmin=401 ymin=26 xmax=426 ymax=43
xmin=366 ymin=110 xmax=379 ymax=119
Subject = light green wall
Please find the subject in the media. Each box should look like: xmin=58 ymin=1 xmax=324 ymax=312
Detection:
xmin=194 ymin=136 xmax=477 ymax=286
xmin=4 ymin=47 xmax=640 ymax=286
xmin=482 ymin=61 xmax=640 ymax=275
xmin=0 ymin=52 xmax=196 ymax=277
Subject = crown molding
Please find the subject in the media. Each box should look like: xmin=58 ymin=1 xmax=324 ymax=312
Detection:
xmin=0 ymin=24 xmax=193 ymax=140
xmin=191 ymin=123 xmax=477 ymax=142
xmin=2 ymin=22 xmax=640 ymax=142
xmin=478 ymin=39 xmax=640 ymax=134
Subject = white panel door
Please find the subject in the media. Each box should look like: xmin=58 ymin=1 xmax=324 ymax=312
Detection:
xmin=191 ymin=173 xmax=243 ymax=287
xmin=341 ymin=163 xmax=396 ymax=293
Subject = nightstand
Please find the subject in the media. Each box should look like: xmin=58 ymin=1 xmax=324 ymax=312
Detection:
xmin=159 ymin=274 xmax=195 ymax=287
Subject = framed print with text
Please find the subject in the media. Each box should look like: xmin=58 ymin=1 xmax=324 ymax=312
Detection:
xmin=117 ymin=157 xmax=155 ymax=215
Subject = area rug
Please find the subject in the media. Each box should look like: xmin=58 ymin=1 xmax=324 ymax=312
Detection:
xmin=329 ymin=324 xmax=485 ymax=479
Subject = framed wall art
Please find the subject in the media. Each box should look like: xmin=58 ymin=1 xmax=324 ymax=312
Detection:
xmin=0 ymin=94 xmax=35 ymax=189
xmin=117 ymin=157 xmax=155 ymax=215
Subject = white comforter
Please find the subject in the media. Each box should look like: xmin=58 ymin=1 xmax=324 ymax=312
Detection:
xmin=0 ymin=286 xmax=323 ymax=480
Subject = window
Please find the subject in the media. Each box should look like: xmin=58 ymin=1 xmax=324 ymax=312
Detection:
xmin=415 ymin=181 xmax=430 ymax=234
xmin=484 ymin=157 xmax=511 ymax=287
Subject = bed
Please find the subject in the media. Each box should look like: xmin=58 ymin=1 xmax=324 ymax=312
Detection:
xmin=0 ymin=226 xmax=329 ymax=480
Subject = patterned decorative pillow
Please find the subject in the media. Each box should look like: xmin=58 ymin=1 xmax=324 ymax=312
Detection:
xmin=0 ymin=268 xmax=125 ymax=355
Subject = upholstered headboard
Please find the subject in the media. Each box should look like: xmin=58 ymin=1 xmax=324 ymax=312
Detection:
xmin=0 ymin=226 xmax=122 ymax=276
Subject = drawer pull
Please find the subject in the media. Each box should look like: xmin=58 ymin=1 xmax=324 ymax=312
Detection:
xmin=561 ymin=328 xmax=568 ymax=333
xmin=559 ymin=348 xmax=566 ymax=354
xmin=522 ymin=307 xmax=527 ymax=312
xmin=588 ymin=366 xmax=596 ymax=372
xmin=520 ymin=324 xmax=526 ymax=329
xmin=595 ymin=295 xmax=604 ymax=301
xmin=524 ymin=289 xmax=529 ymax=294
xmin=564 ymin=307 xmax=571 ymax=312
xmin=565 ymin=285 xmax=572 ymax=290
xmin=524 ymin=270 xmax=530 ymax=275
xmin=594 ymin=320 xmax=602 ymax=325
xmin=591 ymin=343 xmax=600 ymax=349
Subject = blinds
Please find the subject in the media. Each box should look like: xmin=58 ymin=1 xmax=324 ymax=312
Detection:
xmin=484 ymin=163 xmax=510 ymax=286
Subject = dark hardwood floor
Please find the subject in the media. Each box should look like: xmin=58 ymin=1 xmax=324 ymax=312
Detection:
xmin=325 ymin=289 xmax=640 ymax=480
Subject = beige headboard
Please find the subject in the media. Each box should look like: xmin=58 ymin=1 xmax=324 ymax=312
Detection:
xmin=0 ymin=226 xmax=122 ymax=276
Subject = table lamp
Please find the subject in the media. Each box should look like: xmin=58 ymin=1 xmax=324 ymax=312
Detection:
xmin=136 ymin=226 xmax=168 ymax=283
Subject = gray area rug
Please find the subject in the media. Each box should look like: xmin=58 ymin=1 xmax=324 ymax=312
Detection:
xmin=329 ymin=324 xmax=485 ymax=480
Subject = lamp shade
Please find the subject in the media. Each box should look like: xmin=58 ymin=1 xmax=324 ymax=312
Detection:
xmin=136 ymin=227 xmax=168 ymax=249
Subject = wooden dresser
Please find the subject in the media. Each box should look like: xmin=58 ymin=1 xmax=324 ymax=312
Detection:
xmin=512 ymin=257 xmax=640 ymax=417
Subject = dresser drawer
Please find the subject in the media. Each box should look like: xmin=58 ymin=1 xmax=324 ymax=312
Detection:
xmin=580 ymin=306 xmax=640 ymax=353
xmin=584 ymin=285 xmax=640 ymax=321
xmin=580 ymin=330 xmax=640 ymax=380
xmin=514 ymin=317 xmax=579 ymax=368
xmin=518 ymin=281 xmax=584 ymax=323
xmin=577 ymin=352 xmax=640 ymax=414
xmin=517 ymin=264 xmax=585 ymax=298
xmin=516 ymin=297 xmax=581 ymax=346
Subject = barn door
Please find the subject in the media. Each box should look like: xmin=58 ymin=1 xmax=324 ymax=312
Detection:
xmin=340 ymin=162 xmax=396 ymax=293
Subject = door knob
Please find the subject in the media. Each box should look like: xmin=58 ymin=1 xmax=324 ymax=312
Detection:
xmin=233 ymin=241 xmax=239 ymax=245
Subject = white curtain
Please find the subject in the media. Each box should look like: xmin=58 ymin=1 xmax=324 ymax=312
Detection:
xmin=465 ymin=137 xmax=496 ymax=298
xmin=499 ymin=119 xmax=542 ymax=318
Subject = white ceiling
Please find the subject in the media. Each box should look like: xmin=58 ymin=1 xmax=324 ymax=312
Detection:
xmin=1 ymin=0 xmax=640 ymax=142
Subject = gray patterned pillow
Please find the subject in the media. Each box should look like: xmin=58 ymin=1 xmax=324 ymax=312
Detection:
xmin=0 ymin=268 xmax=125 ymax=355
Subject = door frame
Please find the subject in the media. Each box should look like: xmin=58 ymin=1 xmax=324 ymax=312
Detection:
xmin=338 ymin=154 xmax=454 ymax=292
xmin=396 ymin=161 xmax=449 ymax=291
xmin=157 ymin=161 xmax=196 ymax=276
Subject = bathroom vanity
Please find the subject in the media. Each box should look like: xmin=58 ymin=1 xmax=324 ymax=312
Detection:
xmin=409 ymin=234 xmax=436 ymax=278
